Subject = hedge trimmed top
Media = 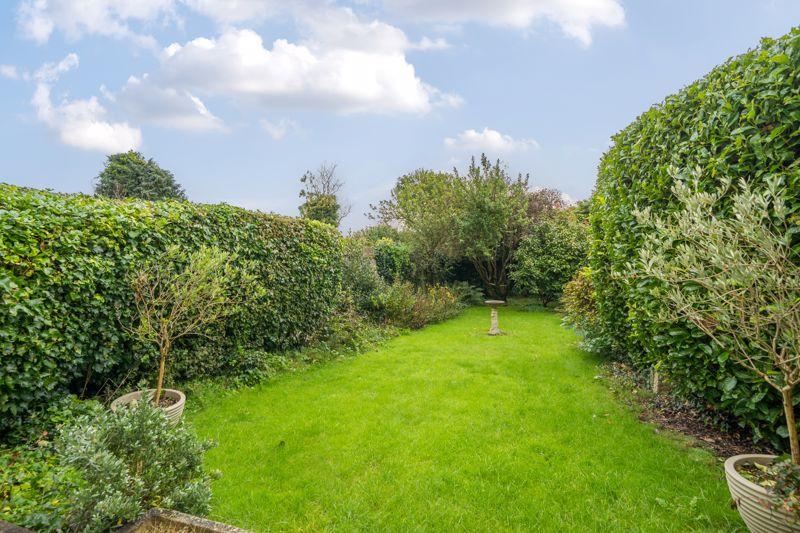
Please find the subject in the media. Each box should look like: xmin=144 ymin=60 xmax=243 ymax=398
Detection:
xmin=590 ymin=27 xmax=800 ymax=447
xmin=0 ymin=185 xmax=342 ymax=435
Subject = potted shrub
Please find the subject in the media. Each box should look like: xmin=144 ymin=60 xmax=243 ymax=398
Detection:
xmin=636 ymin=171 xmax=800 ymax=532
xmin=112 ymin=245 xmax=234 ymax=424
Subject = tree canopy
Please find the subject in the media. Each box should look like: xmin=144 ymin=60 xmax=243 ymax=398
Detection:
xmin=95 ymin=151 xmax=186 ymax=201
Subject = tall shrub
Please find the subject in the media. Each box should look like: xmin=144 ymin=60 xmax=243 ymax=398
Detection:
xmin=511 ymin=210 xmax=588 ymax=305
xmin=590 ymin=27 xmax=800 ymax=445
xmin=637 ymin=174 xmax=800 ymax=460
xmin=0 ymin=185 xmax=341 ymax=436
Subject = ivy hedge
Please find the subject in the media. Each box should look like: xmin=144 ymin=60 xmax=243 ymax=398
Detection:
xmin=590 ymin=27 xmax=800 ymax=447
xmin=0 ymin=185 xmax=342 ymax=435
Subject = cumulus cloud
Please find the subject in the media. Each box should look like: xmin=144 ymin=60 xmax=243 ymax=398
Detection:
xmin=444 ymin=127 xmax=539 ymax=153
xmin=31 ymin=53 xmax=141 ymax=153
xmin=151 ymin=28 xmax=459 ymax=114
xmin=17 ymin=0 xmax=175 ymax=47
xmin=383 ymin=0 xmax=625 ymax=46
xmin=116 ymin=74 xmax=225 ymax=132
xmin=0 ymin=65 xmax=20 ymax=80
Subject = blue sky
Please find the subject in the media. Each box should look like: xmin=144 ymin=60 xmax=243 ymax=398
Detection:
xmin=1 ymin=1 xmax=799 ymax=230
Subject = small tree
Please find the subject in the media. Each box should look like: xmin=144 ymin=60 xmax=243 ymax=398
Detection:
xmin=637 ymin=170 xmax=800 ymax=462
xmin=299 ymin=163 xmax=351 ymax=226
xmin=511 ymin=210 xmax=588 ymax=305
xmin=454 ymin=155 xmax=531 ymax=298
xmin=95 ymin=151 xmax=186 ymax=201
xmin=129 ymin=246 xmax=234 ymax=404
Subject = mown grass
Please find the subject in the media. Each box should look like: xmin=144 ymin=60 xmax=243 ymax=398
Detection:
xmin=190 ymin=307 xmax=744 ymax=532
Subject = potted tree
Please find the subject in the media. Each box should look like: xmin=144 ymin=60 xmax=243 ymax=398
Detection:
xmin=636 ymin=171 xmax=800 ymax=532
xmin=112 ymin=245 xmax=234 ymax=424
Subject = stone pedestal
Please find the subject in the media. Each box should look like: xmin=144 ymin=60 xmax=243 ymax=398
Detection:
xmin=484 ymin=300 xmax=506 ymax=336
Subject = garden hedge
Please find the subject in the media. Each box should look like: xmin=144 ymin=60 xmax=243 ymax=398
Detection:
xmin=590 ymin=27 xmax=800 ymax=447
xmin=0 ymin=185 xmax=341 ymax=435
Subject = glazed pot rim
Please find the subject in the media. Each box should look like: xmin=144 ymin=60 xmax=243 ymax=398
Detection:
xmin=725 ymin=453 xmax=778 ymax=495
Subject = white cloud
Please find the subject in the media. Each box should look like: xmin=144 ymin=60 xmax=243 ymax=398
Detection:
xmin=0 ymin=65 xmax=20 ymax=80
xmin=34 ymin=53 xmax=79 ymax=82
xmin=444 ymin=127 xmax=539 ymax=153
xmin=180 ymin=0 xmax=285 ymax=25
xmin=116 ymin=74 xmax=225 ymax=132
xmin=31 ymin=53 xmax=141 ymax=153
xmin=410 ymin=36 xmax=451 ymax=51
xmin=17 ymin=0 xmax=175 ymax=47
xmin=152 ymin=28 xmax=459 ymax=114
xmin=260 ymin=118 xmax=299 ymax=140
xmin=383 ymin=0 xmax=625 ymax=46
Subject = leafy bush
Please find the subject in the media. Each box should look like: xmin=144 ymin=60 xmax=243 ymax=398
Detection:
xmin=1 ymin=400 xmax=214 ymax=532
xmin=371 ymin=282 xmax=461 ymax=329
xmin=56 ymin=401 xmax=214 ymax=532
xmin=0 ymin=185 xmax=341 ymax=437
xmin=341 ymin=237 xmax=384 ymax=313
xmin=589 ymin=27 xmax=800 ymax=446
xmin=561 ymin=268 xmax=610 ymax=353
xmin=511 ymin=211 xmax=588 ymax=305
xmin=448 ymin=281 xmax=485 ymax=306
xmin=0 ymin=445 xmax=81 ymax=531
xmin=373 ymin=237 xmax=411 ymax=283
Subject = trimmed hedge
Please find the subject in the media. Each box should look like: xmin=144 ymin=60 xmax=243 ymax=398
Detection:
xmin=590 ymin=27 xmax=800 ymax=446
xmin=0 ymin=185 xmax=341 ymax=435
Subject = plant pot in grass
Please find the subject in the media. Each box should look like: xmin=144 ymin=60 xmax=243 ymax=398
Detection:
xmin=113 ymin=245 xmax=235 ymax=422
xmin=636 ymin=175 xmax=800 ymax=531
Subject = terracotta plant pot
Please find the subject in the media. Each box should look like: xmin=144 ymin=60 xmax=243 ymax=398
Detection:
xmin=110 ymin=389 xmax=186 ymax=426
xmin=725 ymin=454 xmax=800 ymax=532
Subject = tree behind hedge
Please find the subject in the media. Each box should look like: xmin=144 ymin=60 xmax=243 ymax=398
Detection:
xmin=511 ymin=210 xmax=588 ymax=306
xmin=589 ymin=26 xmax=800 ymax=447
xmin=95 ymin=151 xmax=186 ymax=201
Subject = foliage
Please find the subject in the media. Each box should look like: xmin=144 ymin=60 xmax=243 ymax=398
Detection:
xmin=59 ymin=400 xmax=213 ymax=532
xmin=589 ymin=27 xmax=800 ymax=447
xmin=370 ymin=282 xmax=461 ymax=329
xmin=373 ymin=169 xmax=459 ymax=284
xmin=374 ymin=156 xmax=531 ymax=297
xmin=95 ymin=151 xmax=186 ymax=201
xmin=637 ymin=174 xmax=800 ymax=460
xmin=527 ymin=188 xmax=566 ymax=221
xmin=454 ymin=156 xmax=530 ymax=299
xmin=561 ymin=268 xmax=611 ymax=353
xmin=1 ymin=401 xmax=213 ymax=532
xmin=511 ymin=210 xmax=588 ymax=305
xmin=0 ymin=184 xmax=341 ymax=437
xmin=0 ymin=445 xmax=81 ymax=531
xmin=341 ymin=236 xmax=385 ymax=313
xmin=129 ymin=246 xmax=236 ymax=403
xmin=766 ymin=458 xmax=800 ymax=521
xmin=373 ymin=237 xmax=411 ymax=283
xmin=299 ymin=163 xmax=350 ymax=226
xmin=448 ymin=281 xmax=485 ymax=306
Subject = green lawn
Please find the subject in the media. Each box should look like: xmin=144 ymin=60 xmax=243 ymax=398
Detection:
xmin=190 ymin=307 xmax=744 ymax=532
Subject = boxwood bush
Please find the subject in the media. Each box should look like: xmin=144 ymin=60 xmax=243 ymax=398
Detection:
xmin=590 ymin=27 xmax=800 ymax=447
xmin=0 ymin=185 xmax=341 ymax=436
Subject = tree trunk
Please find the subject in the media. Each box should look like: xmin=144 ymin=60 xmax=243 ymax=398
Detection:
xmin=154 ymin=343 xmax=168 ymax=405
xmin=781 ymin=387 xmax=800 ymax=464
